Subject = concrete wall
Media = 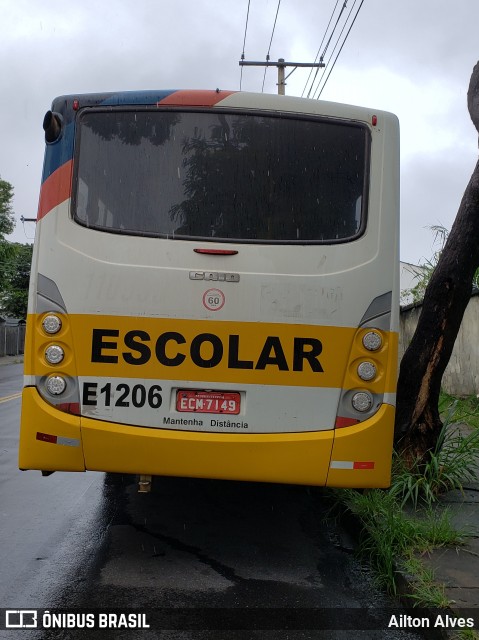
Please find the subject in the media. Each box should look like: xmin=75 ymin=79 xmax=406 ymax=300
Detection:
xmin=399 ymin=292 xmax=479 ymax=397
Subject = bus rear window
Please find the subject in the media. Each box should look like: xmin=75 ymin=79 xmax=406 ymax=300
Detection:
xmin=73 ymin=109 xmax=369 ymax=244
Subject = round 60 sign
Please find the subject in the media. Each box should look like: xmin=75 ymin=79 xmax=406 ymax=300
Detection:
xmin=203 ymin=288 xmax=225 ymax=311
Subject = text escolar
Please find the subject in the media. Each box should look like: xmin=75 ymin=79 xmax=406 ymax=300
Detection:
xmin=91 ymin=329 xmax=324 ymax=373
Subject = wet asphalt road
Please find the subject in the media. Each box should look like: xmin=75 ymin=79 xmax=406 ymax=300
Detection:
xmin=0 ymin=363 xmax=425 ymax=640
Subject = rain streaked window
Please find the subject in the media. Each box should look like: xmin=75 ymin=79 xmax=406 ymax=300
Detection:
xmin=73 ymin=110 xmax=370 ymax=243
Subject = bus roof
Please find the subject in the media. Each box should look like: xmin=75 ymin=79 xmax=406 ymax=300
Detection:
xmin=50 ymin=89 xmax=398 ymax=124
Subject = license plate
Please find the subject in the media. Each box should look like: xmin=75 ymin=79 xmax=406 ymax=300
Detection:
xmin=176 ymin=390 xmax=240 ymax=415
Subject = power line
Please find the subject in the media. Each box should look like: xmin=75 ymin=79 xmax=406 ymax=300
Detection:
xmin=240 ymin=0 xmax=252 ymax=90
xmin=316 ymin=0 xmax=365 ymax=99
xmin=302 ymin=0 xmax=341 ymax=98
xmin=265 ymin=0 xmax=281 ymax=60
xmin=239 ymin=0 xmax=361 ymax=97
xmin=318 ymin=0 xmax=349 ymax=65
xmin=312 ymin=0 xmax=357 ymax=99
xmin=239 ymin=0 xmax=323 ymax=96
xmin=305 ymin=1 xmax=351 ymax=99
xmin=240 ymin=58 xmax=324 ymax=95
xmin=262 ymin=0 xmax=282 ymax=92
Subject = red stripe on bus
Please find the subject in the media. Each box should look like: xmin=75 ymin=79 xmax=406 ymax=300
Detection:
xmin=334 ymin=416 xmax=360 ymax=428
xmin=157 ymin=90 xmax=235 ymax=107
xmin=353 ymin=461 xmax=375 ymax=470
xmin=37 ymin=160 xmax=73 ymax=221
xmin=36 ymin=432 xmax=58 ymax=444
xmin=56 ymin=402 xmax=81 ymax=415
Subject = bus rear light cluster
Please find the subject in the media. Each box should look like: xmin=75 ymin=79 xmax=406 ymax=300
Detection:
xmin=42 ymin=314 xmax=65 ymax=365
xmin=45 ymin=344 xmax=65 ymax=365
xmin=46 ymin=375 xmax=66 ymax=395
xmin=42 ymin=314 xmax=62 ymax=335
xmin=357 ymin=361 xmax=377 ymax=382
xmin=362 ymin=330 xmax=382 ymax=351
xmin=337 ymin=327 xmax=387 ymax=422
xmin=36 ymin=308 xmax=79 ymax=408
xmin=351 ymin=391 xmax=373 ymax=413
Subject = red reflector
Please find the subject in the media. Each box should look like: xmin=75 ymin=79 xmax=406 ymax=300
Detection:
xmin=353 ymin=461 xmax=375 ymax=470
xmin=194 ymin=248 xmax=238 ymax=255
xmin=36 ymin=432 xmax=58 ymax=444
xmin=372 ymin=115 xmax=378 ymax=126
xmin=56 ymin=402 xmax=81 ymax=415
xmin=73 ymin=99 xmax=80 ymax=111
xmin=335 ymin=416 xmax=360 ymax=428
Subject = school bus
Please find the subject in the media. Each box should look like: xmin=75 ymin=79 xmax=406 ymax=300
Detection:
xmin=20 ymin=89 xmax=399 ymax=488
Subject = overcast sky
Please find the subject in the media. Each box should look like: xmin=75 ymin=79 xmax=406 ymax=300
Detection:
xmin=1 ymin=0 xmax=478 ymax=264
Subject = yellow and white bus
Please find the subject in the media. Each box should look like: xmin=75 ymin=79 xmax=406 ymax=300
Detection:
xmin=20 ymin=89 xmax=399 ymax=488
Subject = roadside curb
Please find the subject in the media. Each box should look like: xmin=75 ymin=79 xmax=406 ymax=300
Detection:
xmin=337 ymin=501 xmax=478 ymax=640
xmin=394 ymin=569 xmax=468 ymax=640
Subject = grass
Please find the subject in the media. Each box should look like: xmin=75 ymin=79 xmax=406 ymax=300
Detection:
xmin=335 ymin=487 xmax=465 ymax=601
xmin=440 ymin=392 xmax=479 ymax=429
xmin=399 ymin=555 xmax=449 ymax=608
xmin=391 ymin=424 xmax=479 ymax=508
xmin=331 ymin=392 xmax=479 ymax=606
xmin=391 ymin=394 xmax=479 ymax=509
xmin=454 ymin=631 xmax=479 ymax=640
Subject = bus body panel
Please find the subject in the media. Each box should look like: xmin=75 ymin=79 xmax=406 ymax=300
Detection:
xmin=34 ymin=203 xmax=396 ymax=327
xmin=19 ymin=387 xmax=85 ymax=472
xmin=20 ymin=386 xmax=394 ymax=487
xmin=20 ymin=90 xmax=399 ymax=487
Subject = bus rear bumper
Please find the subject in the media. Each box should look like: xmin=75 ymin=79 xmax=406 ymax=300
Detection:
xmin=81 ymin=416 xmax=334 ymax=486
xmin=19 ymin=388 xmax=394 ymax=487
xmin=327 ymin=404 xmax=395 ymax=488
xmin=82 ymin=406 xmax=394 ymax=487
xmin=19 ymin=387 xmax=85 ymax=472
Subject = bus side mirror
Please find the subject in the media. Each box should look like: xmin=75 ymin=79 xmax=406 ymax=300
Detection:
xmin=43 ymin=111 xmax=62 ymax=143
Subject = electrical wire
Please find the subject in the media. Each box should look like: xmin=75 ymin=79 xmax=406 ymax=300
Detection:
xmin=308 ymin=0 xmax=352 ymax=99
xmin=316 ymin=0 xmax=365 ymax=98
xmin=302 ymin=0 xmax=341 ymax=98
xmin=261 ymin=0 xmax=281 ymax=93
xmin=319 ymin=0 xmax=349 ymax=64
xmin=240 ymin=0 xmax=252 ymax=90
xmin=312 ymin=0 xmax=357 ymax=99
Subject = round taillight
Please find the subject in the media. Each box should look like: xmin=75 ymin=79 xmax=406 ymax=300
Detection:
xmin=352 ymin=391 xmax=373 ymax=413
xmin=357 ymin=361 xmax=377 ymax=382
xmin=46 ymin=375 xmax=66 ymax=395
xmin=45 ymin=344 xmax=64 ymax=365
xmin=42 ymin=314 xmax=62 ymax=335
xmin=362 ymin=331 xmax=382 ymax=351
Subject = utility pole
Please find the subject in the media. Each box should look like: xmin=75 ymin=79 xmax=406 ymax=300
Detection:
xmin=239 ymin=58 xmax=324 ymax=95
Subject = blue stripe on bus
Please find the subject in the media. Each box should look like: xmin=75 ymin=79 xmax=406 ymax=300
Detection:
xmin=100 ymin=90 xmax=177 ymax=106
xmin=42 ymin=120 xmax=75 ymax=182
xmin=41 ymin=91 xmax=178 ymax=182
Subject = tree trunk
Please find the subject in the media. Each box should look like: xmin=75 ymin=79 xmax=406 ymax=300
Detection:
xmin=394 ymin=61 xmax=479 ymax=465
